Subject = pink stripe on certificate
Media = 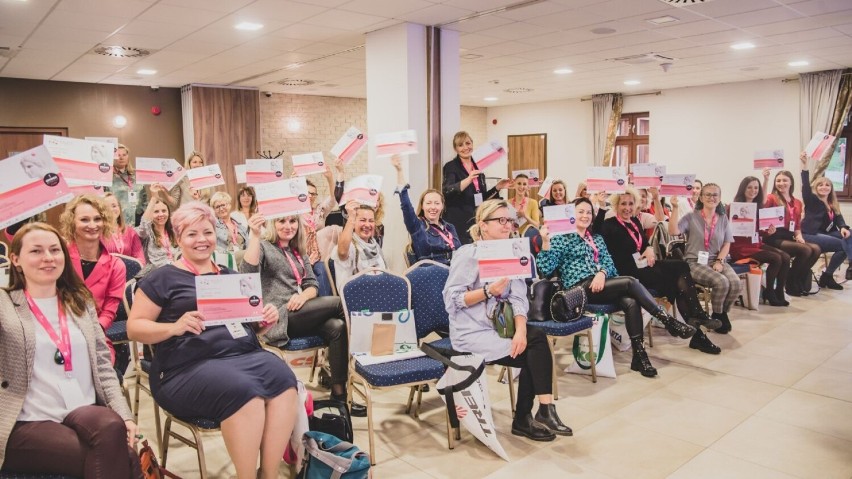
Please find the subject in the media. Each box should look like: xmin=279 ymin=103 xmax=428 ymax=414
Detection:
xmin=631 ymin=176 xmax=661 ymax=188
xmin=197 ymin=297 xmax=263 ymax=322
xmin=258 ymin=196 xmax=310 ymax=217
xmin=189 ymin=173 xmax=223 ymax=189
xmin=586 ymin=178 xmax=622 ymax=191
xmin=341 ymin=187 xmax=378 ymax=206
xmin=0 ymin=178 xmax=73 ymax=229
xmin=339 ymin=137 xmax=367 ymax=164
xmin=659 ymin=184 xmax=691 ymax=196
xmin=545 ymin=218 xmax=577 ymax=235
xmin=759 ymin=216 xmax=783 ymax=229
xmin=54 ymin=157 xmax=111 ymax=182
xmin=293 ymin=163 xmax=324 ymax=176
xmin=136 ymin=169 xmax=177 ymax=184
xmin=376 ymin=142 xmax=416 ymax=156
xmin=475 ymin=150 xmax=503 ymax=170
xmin=478 ymin=257 xmax=531 ymax=279
xmin=246 ymin=171 xmax=284 ymax=184
xmin=753 ymin=158 xmax=784 ymax=168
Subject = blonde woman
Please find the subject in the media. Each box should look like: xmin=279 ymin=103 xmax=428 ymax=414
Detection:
xmin=210 ymin=191 xmax=248 ymax=253
xmin=110 ymin=144 xmax=147 ymax=226
xmin=103 ymin=193 xmax=145 ymax=264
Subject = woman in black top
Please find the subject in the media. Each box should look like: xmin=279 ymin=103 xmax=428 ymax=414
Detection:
xmin=442 ymin=131 xmax=512 ymax=244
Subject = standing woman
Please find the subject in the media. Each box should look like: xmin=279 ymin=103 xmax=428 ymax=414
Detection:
xmin=127 ymin=203 xmax=298 ymax=479
xmin=230 ymin=186 xmax=258 ymax=232
xmin=669 ymin=184 xmax=741 ymax=334
xmin=729 ymin=176 xmax=790 ymax=306
xmin=444 ymin=199 xmax=570 ymax=441
xmin=103 ymin=192 xmax=145 ymax=264
xmin=210 ymin=192 xmax=248 ymax=254
xmin=392 ymin=155 xmax=460 ymax=265
xmin=509 ymin=174 xmax=541 ymax=236
xmin=538 ymin=198 xmax=696 ymax=378
xmin=800 ymin=152 xmax=852 ymax=289
xmin=763 ymin=169 xmax=821 ymax=296
xmin=60 ymin=195 xmax=126 ymax=365
xmin=1 ymin=223 xmax=141 ymax=478
xmin=442 ymin=131 xmax=512 ymax=244
xmin=110 ymin=144 xmax=147 ymax=226
xmin=137 ymin=184 xmax=179 ymax=269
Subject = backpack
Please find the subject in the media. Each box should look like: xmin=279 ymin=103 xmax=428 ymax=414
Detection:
xmin=297 ymin=431 xmax=370 ymax=479
xmin=310 ymin=399 xmax=354 ymax=443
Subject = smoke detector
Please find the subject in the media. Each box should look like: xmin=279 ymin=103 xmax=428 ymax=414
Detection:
xmin=93 ymin=46 xmax=151 ymax=58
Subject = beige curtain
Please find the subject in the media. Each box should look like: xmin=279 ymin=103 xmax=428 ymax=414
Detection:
xmin=814 ymin=70 xmax=852 ymax=178
xmin=592 ymin=93 xmax=623 ymax=166
xmin=799 ymin=70 xmax=842 ymax=164
xmin=604 ymin=94 xmax=623 ymax=167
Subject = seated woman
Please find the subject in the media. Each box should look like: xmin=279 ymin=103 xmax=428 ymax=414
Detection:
xmin=391 ymin=155 xmax=460 ymax=265
xmin=730 ymin=174 xmax=790 ymax=306
xmin=800 ymin=152 xmax=851 ymax=289
xmin=103 ymin=192 xmax=145 ymax=264
xmin=240 ymin=213 xmax=365 ymax=416
xmin=444 ymin=199 xmax=570 ymax=441
xmin=508 ymin=173 xmax=541 ymax=236
xmin=60 ymin=195 xmax=126 ymax=366
xmin=763 ymin=169 xmax=821 ymax=296
xmin=127 ymin=203 xmax=298 ymax=479
xmin=539 ymin=179 xmax=568 ymax=209
xmin=210 ymin=191 xmax=248 ymax=254
xmin=538 ymin=197 xmax=696 ymax=378
xmin=303 ymin=166 xmax=338 ymax=296
xmin=669 ymin=183 xmax=741 ymax=334
xmin=137 ymin=185 xmax=179 ymax=270
xmin=1 ymin=223 xmax=140 ymax=478
xmin=600 ymin=189 xmax=722 ymax=354
xmin=331 ymin=201 xmax=387 ymax=290
xmin=635 ymin=187 xmax=665 ymax=239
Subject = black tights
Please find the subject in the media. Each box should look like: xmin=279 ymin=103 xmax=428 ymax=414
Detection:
xmin=585 ymin=276 xmax=661 ymax=339
xmin=766 ymin=238 xmax=821 ymax=293
xmin=287 ymin=296 xmax=348 ymax=389
xmin=491 ymin=327 xmax=552 ymax=418
xmin=748 ymin=244 xmax=791 ymax=295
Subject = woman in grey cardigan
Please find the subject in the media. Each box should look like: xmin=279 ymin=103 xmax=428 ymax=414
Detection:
xmin=240 ymin=213 xmax=366 ymax=416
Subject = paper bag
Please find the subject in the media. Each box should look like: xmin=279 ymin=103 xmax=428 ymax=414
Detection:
xmin=370 ymin=324 xmax=396 ymax=356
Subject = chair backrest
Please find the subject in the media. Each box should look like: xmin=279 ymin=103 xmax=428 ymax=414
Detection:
xmin=0 ymin=241 xmax=7 ymax=258
xmin=324 ymin=257 xmax=338 ymax=296
xmin=403 ymin=260 xmax=450 ymax=339
xmin=123 ymin=278 xmax=137 ymax=312
xmin=111 ymin=253 xmax=143 ymax=281
xmin=403 ymin=243 xmax=417 ymax=268
xmin=340 ymin=268 xmax=411 ymax=317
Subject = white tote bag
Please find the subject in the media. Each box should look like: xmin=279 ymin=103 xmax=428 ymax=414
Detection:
xmin=566 ymin=314 xmax=616 ymax=378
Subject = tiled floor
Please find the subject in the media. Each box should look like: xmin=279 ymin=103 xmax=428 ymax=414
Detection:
xmin=132 ymin=279 xmax=852 ymax=478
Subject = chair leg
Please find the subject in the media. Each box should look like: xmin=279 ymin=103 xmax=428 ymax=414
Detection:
xmin=405 ymin=386 xmax=416 ymax=414
xmin=191 ymin=426 xmax=207 ymax=479
xmin=445 ymin=408 xmax=455 ymax=450
xmin=161 ymin=416 xmax=172 ymax=468
xmin=586 ymin=329 xmax=598 ymax=384
xmin=646 ymin=320 xmax=654 ymax=348
xmin=415 ymin=386 xmax=424 ymax=418
xmin=507 ymin=367 xmax=516 ymax=416
xmin=308 ymin=349 xmax=320 ymax=383
xmin=364 ymin=385 xmax=376 ymax=466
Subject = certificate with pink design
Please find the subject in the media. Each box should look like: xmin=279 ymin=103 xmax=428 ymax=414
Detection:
xmin=331 ymin=127 xmax=367 ymax=164
xmin=630 ymin=163 xmax=665 ymax=188
xmin=196 ymin=273 xmax=264 ymax=326
xmin=477 ymin=238 xmax=533 ymax=282
xmin=753 ymin=150 xmax=784 ymax=169
xmin=543 ymin=204 xmax=577 ymax=236
xmin=245 ymin=158 xmax=285 ymax=185
xmin=255 ymin=177 xmax=311 ymax=219
xmin=586 ymin=167 xmax=627 ymax=193
xmin=135 ymin=157 xmax=185 ymax=188
xmin=759 ymin=206 xmax=785 ymax=230
xmin=660 ymin=174 xmax=696 ymax=196
xmin=472 ymin=140 xmax=507 ymax=170
xmin=187 ymin=164 xmax=225 ymax=189
xmin=340 ymin=174 xmax=383 ymax=207
xmin=292 ymin=152 xmax=326 ymax=176
xmin=375 ymin=130 xmax=418 ymax=157
xmin=43 ymin=135 xmax=114 ymax=187
xmin=0 ymin=145 xmax=74 ymax=230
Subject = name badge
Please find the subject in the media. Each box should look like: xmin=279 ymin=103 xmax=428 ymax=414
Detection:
xmin=632 ymin=252 xmax=648 ymax=269
xmin=826 ymin=221 xmax=834 ymax=232
xmin=789 ymin=220 xmax=795 ymax=231
xmin=474 ymin=193 xmax=483 ymax=206
xmin=751 ymin=233 xmax=759 ymax=244
xmin=226 ymin=322 xmax=248 ymax=339
xmin=128 ymin=191 xmax=138 ymax=205
xmin=58 ymin=377 xmax=89 ymax=411
xmin=697 ymin=251 xmax=710 ymax=266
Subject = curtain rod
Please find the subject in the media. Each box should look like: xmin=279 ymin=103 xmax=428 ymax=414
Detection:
xmin=580 ymin=91 xmax=661 ymax=101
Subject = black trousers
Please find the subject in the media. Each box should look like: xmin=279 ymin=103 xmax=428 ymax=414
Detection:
xmin=491 ymin=327 xmax=552 ymax=418
xmin=765 ymin=237 xmax=821 ymax=293
xmin=287 ymin=296 xmax=348 ymax=385
xmin=584 ymin=276 xmax=660 ymax=339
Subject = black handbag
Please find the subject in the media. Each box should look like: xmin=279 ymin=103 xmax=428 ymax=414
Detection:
xmin=528 ymin=278 xmax=561 ymax=322
xmin=550 ymin=286 xmax=587 ymax=323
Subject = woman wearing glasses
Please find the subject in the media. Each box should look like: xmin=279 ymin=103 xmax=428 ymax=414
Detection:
xmin=669 ymin=183 xmax=741 ymax=334
xmin=210 ymin=192 xmax=248 ymax=254
xmin=444 ymin=199 xmax=570 ymax=442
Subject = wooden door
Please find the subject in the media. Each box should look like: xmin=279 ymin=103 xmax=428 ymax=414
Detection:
xmin=507 ymin=133 xmax=547 ymax=197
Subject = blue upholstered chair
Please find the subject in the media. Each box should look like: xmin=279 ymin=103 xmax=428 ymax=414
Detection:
xmin=261 ymin=334 xmax=327 ymax=385
xmin=160 ymin=414 xmax=221 ymax=479
xmin=111 ymin=253 xmax=143 ymax=281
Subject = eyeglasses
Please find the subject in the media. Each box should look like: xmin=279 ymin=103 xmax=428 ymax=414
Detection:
xmin=483 ymin=217 xmax=513 ymax=225
xmin=702 ymin=193 xmax=720 ymax=199
xmin=213 ymin=204 xmax=229 ymax=210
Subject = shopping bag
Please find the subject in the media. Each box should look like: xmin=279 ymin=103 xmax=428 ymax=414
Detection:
xmin=742 ymin=264 xmax=762 ymax=311
xmin=421 ymin=343 xmax=510 ymax=461
xmin=566 ymin=314 xmax=616 ymax=378
xmin=610 ymin=311 xmax=654 ymax=352
xmin=284 ymin=381 xmax=312 ymax=468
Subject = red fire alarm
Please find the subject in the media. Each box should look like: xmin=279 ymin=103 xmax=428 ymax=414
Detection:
xmin=492 ymin=118 xmax=497 ymax=125
xmin=151 ymin=106 xmax=162 ymax=116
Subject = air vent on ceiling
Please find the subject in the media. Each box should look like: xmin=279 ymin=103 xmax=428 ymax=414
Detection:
xmin=93 ymin=46 xmax=151 ymax=58
xmin=608 ymin=53 xmax=675 ymax=65
xmin=504 ymin=87 xmax=532 ymax=93
xmin=0 ymin=47 xmax=19 ymax=59
xmin=461 ymin=53 xmax=483 ymax=60
xmin=277 ymin=79 xmax=315 ymax=86
xmin=656 ymin=0 xmax=715 ymax=5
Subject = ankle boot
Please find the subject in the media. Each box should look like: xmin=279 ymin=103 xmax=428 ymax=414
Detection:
xmin=534 ymin=403 xmax=572 ymax=436
xmin=511 ymin=413 xmax=556 ymax=442
xmin=819 ymin=272 xmax=844 ymax=290
xmin=774 ymin=286 xmax=790 ymax=306
xmin=689 ymin=329 xmax=721 ymax=354
xmin=713 ymin=312 xmax=732 ymax=334
xmin=762 ymin=289 xmax=788 ymax=307
xmin=686 ymin=308 xmax=722 ymax=331
xmin=653 ymin=307 xmax=696 ymax=339
xmin=630 ymin=337 xmax=657 ymax=378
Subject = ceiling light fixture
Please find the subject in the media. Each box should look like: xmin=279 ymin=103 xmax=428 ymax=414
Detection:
xmin=788 ymin=60 xmax=809 ymax=67
xmin=647 ymin=15 xmax=680 ymax=24
xmin=624 ymin=80 xmax=641 ymax=86
xmin=553 ymin=68 xmax=573 ymax=74
xmin=137 ymin=69 xmax=157 ymax=75
xmin=484 ymin=97 xmax=498 ymax=101
xmin=235 ymin=22 xmax=264 ymax=31
xmin=730 ymin=42 xmax=755 ymax=50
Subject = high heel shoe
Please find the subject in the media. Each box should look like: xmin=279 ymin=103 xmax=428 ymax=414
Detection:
xmin=652 ymin=307 xmax=696 ymax=339
xmin=630 ymin=337 xmax=657 ymax=378
xmin=761 ymin=289 xmax=789 ymax=307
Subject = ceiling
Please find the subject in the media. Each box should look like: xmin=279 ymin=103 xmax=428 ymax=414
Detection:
xmin=1 ymin=0 xmax=851 ymax=107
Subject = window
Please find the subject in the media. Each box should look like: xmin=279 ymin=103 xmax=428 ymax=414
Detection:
xmin=611 ymin=112 xmax=649 ymax=168
xmin=827 ymin=111 xmax=851 ymax=200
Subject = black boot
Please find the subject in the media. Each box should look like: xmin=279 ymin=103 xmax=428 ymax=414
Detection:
xmin=819 ymin=272 xmax=843 ymax=290
xmin=762 ymin=289 xmax=788 ymax=307
xmin=689 ymin=329 xmax=721 ymax=354
xmin=630 ymin=337 xmax=657 ymax=378
xmin=685 ymin=308 xmax=722 ymax=331
xmin=331 ymin=392 xmax=367 ymax=418
xmin=534 ymin=403 xmax=573 ymax=436
xmin=511 ymin=413 xmax=556 ymax=442
xmin=653 ymin=307 xmax=696 ymax=339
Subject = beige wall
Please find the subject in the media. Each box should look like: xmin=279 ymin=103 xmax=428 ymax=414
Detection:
xmin=461 ymin=105 xmax=488 ymax=150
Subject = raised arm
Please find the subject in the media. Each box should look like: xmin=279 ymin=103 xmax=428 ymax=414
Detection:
xmin=337 ymin=201 xmax=358 ymax=261
xmin=761 ymin=167 xmax=771 ymax=204
xmin=241 ymin=214 xmax=266 ymax=267
xmin=669 ymin=196 xmax=682 ymax=235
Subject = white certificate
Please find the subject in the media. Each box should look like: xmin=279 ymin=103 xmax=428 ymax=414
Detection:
xmin=135 ymin=157 xmax=185 ymax=188
xmin=43 ymin=135 xmax=114 ymax=187
xmin=292 ymin=152 xmax=327 ymax=176
xmin=330 ymin=126 xmax=367 ymax=165
xmin=84 ymin=137 xmax=118 ymax=147
xmin=195 ymin=273 xmax=264 ymax=326
xmin=255 ymin=177 xmax=311 ymax=219
xmin=729 ymin=202 xmax=757 ymax=237
xmin=543 ymin=204 xmax=577 ymax=236
xmin=234 ymin=164 xmax=247 ymax=184
xmin=511 ymin=168 xmax=541 ymax=187
xmin=538 ymin=176 xmax=554 ymax=199
xmin=754 ymin=150 xmax=784 ymax=169
xmin=472 ymin=140 xmax=507 ymax=170
xmin=758 ymin=206 xmax=785 ymax=230
xmin=630 ymin=163 xmax=665 ymax=188
xmin=340 ymin=174 xmax=383 ymax=208
xmin=349 ymin=310 xmax=423 ymax=365
xmin=476 ymin=238 xmax=533 ymax=282
xmin=187 ymin=164 xmax=225 ymax=190
xmin=805 ymin=131 xmax=835 ymax=161
xmin=374 ymin=129 xmax=418 ymax=157
xmin=0 ymin=145 xmax=74 ymax=230
xmin=586 ymin=166 xmax=628 ymax=193
xmin=245 ymin=158 xmax=284 ymax=185
xmin=660 ymin=174 xmax=696 ymax=196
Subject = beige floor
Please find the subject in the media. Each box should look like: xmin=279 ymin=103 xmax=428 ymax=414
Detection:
xmin=132 ymin=279 xmax=852 ymax=479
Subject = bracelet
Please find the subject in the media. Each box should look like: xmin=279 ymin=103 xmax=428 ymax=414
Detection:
xmin=482 ymin=285 xmax=493 ymax=299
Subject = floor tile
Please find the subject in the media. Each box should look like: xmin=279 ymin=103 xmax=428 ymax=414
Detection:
xmin=669 ymin=448 xmax=798 ymax=479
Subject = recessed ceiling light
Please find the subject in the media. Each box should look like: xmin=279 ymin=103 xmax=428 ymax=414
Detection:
xmin=624 ymin=80 xmax=641 ymax=86
xmin=484 ymin=97 xmax=498 ymax=101
xmin=788 ymin=60 xmax=809 ymax=67
xmin=731 ymin=42 xmax=755 ymax=50
xmin=647 ymin=15 xmax=680 ymax=25
xmin=553 ymin=68 xmax=573 ymax=74
xmin=235 ymin=22 xmax=264 ymax=31
xmin=137 ymin=69 xmax=157 ymax=75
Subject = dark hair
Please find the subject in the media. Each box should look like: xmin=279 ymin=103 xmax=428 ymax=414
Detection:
xmin=694 ymin=183 xmax=726 ymax=215
xmin=572 ymin=197 xmax=595 ymax=233
xmin=236 ymin=186 xmax=258 ymax=215
xmin=733 ymin=176 xmax=763 ymax=204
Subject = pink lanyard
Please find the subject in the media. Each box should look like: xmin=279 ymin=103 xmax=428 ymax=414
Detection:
xmin=461 ymin=160 xmax=480 ymax=192
xmin=117 ymin=171 xmax=133 ymax=189
xmin=701 ymin=211 xmax=718 ymax=250
xmin=302 ymin=211 xmax=316 ymax=231
xmin=112 ymin=231 xmax=125 ymax=254
xmin=181 ymin=257 xmax=220 ymax=276
xmin=583 ymin=231 xmax=599 ymax=263
xmin=24 ymin=291 xmax=73 ymax=376
xmin=513 ymin=197 xmax=527 ymax=213
xmin=687 ymin=198 xmax=695 ymax=209
xmin=828 ymin=208 xmax=835 ymax=222
xmin=224 ymin=220 xmax=239 ymax=246
xmin=618 ymin=217 xmax=642 ymax=252
xmin=279 ymin=243 xmax=306 ymax=287
xmin=429 ymin=223 xmax=455 ymax=249
xmin=784 ymin=199 xmax=796 ymax=226
xmin=160 ymin=232 xmax=173 ymax=260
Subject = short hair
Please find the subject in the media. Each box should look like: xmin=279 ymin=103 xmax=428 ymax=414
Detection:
xmin=263 ymin=215 xmax=307 ymax=256
xmin=59 ymin=194 xmax=115 ymax=241
xmin=469 ymin=199 xmax=509 ymax=241
xmin=610 ymin=187 xmax=639 ymax=210
xmin=171 ymin=201 xmax=216 ymax=239
xmin=453 ymin=131 xmax=472 ymax=148
xmin=185 ymin=151 xmax=204 ymax=169
xmin=209 ymin=191 xmax=232 ymax=209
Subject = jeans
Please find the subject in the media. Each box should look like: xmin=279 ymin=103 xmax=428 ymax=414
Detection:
xmin=802 ymin=231 xmax=852 ymax=274
xmin=313 ymin=260 xmax=333 ymax=297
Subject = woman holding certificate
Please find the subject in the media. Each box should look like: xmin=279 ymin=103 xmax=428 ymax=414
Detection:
xmin=444 ymin=199 xmax=570 ymax=441
xmin=509 ymin=173 xmax=541 ymax=236
xmin=538 ymin=197 xmax=696 ymax=378
xmin=110 ymin=144 xmax=147 ymax=226
xmin=103 ymin=192 xmax=145 ymax=264
xmin=240 ymin=213 xmax=366 ymax=416
xmin=211 ymin=192 xmax=248 ymax=254
xmin=127 ymin=202 xmax=298 ymax=479
xmin=0 ymin=223 xmax=141 ymax=478
xmin=539 ymin=179 xmax=569 ymax=209
xmin=137 ymin=184 xmax=179 ymax=269
xmin=442 ymin=131 xmax=512 ymax=245
xmin=332 ymin=201 xmax=387 ymax=289
xmin=391 ymin=155 xmax=460 ymax=265
xmin=669 ymin=184 xmax=741 ymax=334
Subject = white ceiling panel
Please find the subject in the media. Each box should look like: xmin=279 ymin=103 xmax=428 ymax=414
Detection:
xmin=52 ymin=70 xmax=111 ymax=83
xmin=492 ymin=1 xmax=571 ymax=22
xmin=159 ymin=0 xmax=255 ymax=13
xmin=574 ymin=0 xmax=672 ymax=22
xmin=397 ymin=4 xmax=475 ymax=26
xmin=137 ymin=4 xmax=226 ymax=27
xmin=233 ymin=0 xmax=327 ymax=24
xmin=270 ymin=23 xmax=351 ymax=42
xmin=301 ymin=9 xmax=391 ymax=31
xmin=685 ymin=0 xmax=780 ymax=18
xmin=55 ymin=0 xmax=155 ymax=19
xmin=474 ymin=21 xmax=558 ymax=41
xmin=716 ymin=5 xmax=804 ymax=29
xmin=42 ymin=11 xmax=129 ymax=33
xmin=338 ymin=0 xmax=434 ymax=18
xmin=787 ymin=0 xmax=852 ymax=16
xmin=437 ymin=12 xmax=511 ymax=33
xmin=524 ymin=9 xmax=607 ymax=29
xmin=102 ymin=33 xmax=180 ymax=50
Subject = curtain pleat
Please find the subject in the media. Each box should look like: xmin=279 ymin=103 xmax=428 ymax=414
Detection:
xmin=814 ymin=70 xmax=852 ymax=178
xmin=592 ymin=94 xmax=615 ymax=166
